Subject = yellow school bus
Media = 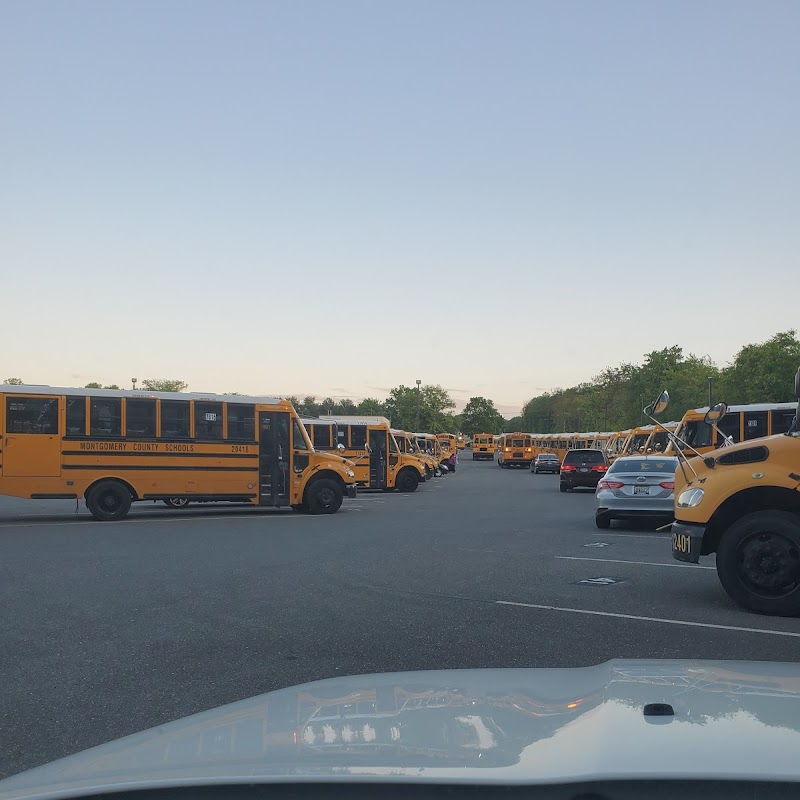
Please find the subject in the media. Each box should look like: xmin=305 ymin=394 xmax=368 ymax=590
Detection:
xmin=471 ymin=433 xmax=496 ymax=460
xmin=604 ymin=429 xmax=632 ymax=462
xmin=456 ymin=434 xmax=467 ymax=450
xmin=317 ymin=415 xmax=428 ymax=492
xmin=664 ymin=378 xmax=800 ymax=616
xmin=666 ymin=402 xmax=797 ymax=457
xmin=497 ymin=432 xmax=534 ymax=467
xmin=392 ymin=429 xmax=437 ymax=478
xmin=415 ymin=433 xmax=442 ymax=467
xmin=436 ymin=433 xmax=457 ymax=466
xmin=0 ymin=385 xmax=357 ymax=520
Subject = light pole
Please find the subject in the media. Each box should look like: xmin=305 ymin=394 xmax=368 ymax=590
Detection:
xmin=639 ymin=394 xmax=644 ymax=426
xmin=707 ymin=376 xmax=713 ymax=408
xmin=415 ymin=379 xmax=421 ymax=430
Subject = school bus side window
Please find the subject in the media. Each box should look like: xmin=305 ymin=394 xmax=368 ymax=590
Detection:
xmin=160 ymin=400 xmax=190 ymax=438
xmin=90 ymin=398 xmax=121 ymax=437
xmin=388 ymin=434 xmax=398 ymax=453
xmin=195 ymin=402 xmax=223 ymax=439
xmin=226 ymin=404 xmax=255 ymax=441
xmin=293 ymin=421 xmax=309 ymax=450
xmin=6 ymin=397 xmax=59 ymax=434
xmin=350 ymin=426 xmax=367 ymax=449
xmin=126 ymin=399 xmax=156 ymax=438
xmin=312 ymin=425 xmax=331 ymax=448
xmin=66 ymin=397 xmax=86 ymax=435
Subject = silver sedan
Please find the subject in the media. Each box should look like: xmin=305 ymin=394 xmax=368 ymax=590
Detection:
xmin=595 ymin=456 xmax=679 ymax=529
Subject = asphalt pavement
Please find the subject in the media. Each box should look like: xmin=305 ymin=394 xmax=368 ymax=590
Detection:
xmin=2 ymin=455 xmax=800 ymax=778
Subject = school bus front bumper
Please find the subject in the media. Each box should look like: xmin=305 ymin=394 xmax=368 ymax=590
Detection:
xmin=671 ymin=521 xmax=705 ymax=564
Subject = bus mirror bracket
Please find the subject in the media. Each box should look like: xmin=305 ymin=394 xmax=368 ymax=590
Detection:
xmin=642 ymin=388 xmax=702 ymax=481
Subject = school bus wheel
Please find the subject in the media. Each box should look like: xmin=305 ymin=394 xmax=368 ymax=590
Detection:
xmin=86 ymin=480 xmax=133 ymax=522
xmin=291 ymin=503 xmax=309 ymax=513
xmin=716 ymin=510 xmax=800 ymax=616
xmin=305 ymin=478 xmax=343 ymax=515
xmin=163 ymin=498 xmax=191 ymax=509
xmin=396 ymin=468 xmax=419 ymax=493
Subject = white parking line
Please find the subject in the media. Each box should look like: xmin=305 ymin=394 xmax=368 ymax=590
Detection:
xmin=557 ymin=555 xmax=715 ymax=570
xmin=495 ymin=600 xmax=800 ymax=638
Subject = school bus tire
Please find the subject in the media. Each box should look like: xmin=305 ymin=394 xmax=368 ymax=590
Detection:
xmin=396 ymin=468 xmax=419 ymax=493
xmin=163 ymin=498 xmax=191 ymax=509
xmin=305 ymin=478 xmax=343 ymax=515
xmin=86 ymin=480 xmax=133 ymax=521
xmin=716 ymin=511 xmax=800 ymax=616
xmin=291 ymin=503 xmax=308 ymax=513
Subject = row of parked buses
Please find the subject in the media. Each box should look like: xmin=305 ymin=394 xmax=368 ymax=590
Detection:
xmin=0 ymin=385 xmax=465 ymax=521
xmin=487 ymin=401 xmax=798 ymax=471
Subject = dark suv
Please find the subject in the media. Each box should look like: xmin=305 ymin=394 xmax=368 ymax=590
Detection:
xmin=559 ymin=448 xmax=608 ymax=492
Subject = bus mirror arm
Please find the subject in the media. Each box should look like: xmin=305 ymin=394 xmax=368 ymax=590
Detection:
xmin=642 ymin=400 xmax=702 ymax=481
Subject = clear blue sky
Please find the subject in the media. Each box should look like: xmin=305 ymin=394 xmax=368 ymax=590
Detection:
xmin=2 ymin=0 xmax=799 ymax=415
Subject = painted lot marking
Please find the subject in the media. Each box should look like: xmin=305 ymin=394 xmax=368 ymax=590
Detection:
xmin=557 ymin=555 xmax=715 ymax=570
xmin=495 ymin=600 xmax=800 ymax=638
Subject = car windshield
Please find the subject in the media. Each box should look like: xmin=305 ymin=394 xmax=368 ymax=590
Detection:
xmin=4 ymin=1 xmax=800 ymax=787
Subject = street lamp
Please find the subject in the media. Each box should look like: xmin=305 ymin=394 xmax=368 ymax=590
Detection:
xmin=415 ymin=379 xmax=421 ymax=430
xmin=707 ymin=376 xmax=713 ymax=408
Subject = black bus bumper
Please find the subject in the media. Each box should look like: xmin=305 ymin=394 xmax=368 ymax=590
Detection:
xmin=671 ymin=521 xmax=705 ymax=563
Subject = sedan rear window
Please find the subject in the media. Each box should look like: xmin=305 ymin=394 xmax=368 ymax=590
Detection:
xmin=608 ymin=457 xmax=678 ymax=473
xmin=538 ymin=454 xmax=558 ymax=460
xmin=563 ymin=449 xmax=606 ymax=464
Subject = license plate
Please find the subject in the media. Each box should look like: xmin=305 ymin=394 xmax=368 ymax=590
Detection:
xmin=633 ymin=485 xmax=650 ymax=495
xmin=580 ymin=468 xmax=588 ymax=472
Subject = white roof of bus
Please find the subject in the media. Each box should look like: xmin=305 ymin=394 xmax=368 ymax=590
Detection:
xmin=0 ymin=384 xmax=282 ymax=405
xmin=320 ymin=415 xmax=391 ymax=425
xmin=688 ymin=403 xmax=796 ymax=414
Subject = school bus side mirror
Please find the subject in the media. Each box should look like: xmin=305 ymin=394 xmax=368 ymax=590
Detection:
xmin=648 ymin=390 xmax=669 ymax=416
xmin=704 ymin=402 xmax=728 ymax=425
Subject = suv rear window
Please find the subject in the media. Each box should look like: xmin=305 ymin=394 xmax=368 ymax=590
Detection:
xmin=563 ymin=449 xmax=606 ymax=465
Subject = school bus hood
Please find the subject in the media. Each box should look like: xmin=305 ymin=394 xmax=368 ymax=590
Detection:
xmin=4 ymin=660 xmax=800 ymax=797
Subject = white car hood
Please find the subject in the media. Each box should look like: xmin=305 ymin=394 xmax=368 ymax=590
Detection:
xmin=2 ymin=659 xmax=800 ymax=799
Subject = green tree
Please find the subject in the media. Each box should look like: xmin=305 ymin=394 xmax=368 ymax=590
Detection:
xmin=141 ymin=378 xmax=188 ymax=392
xmin=356 ymin=397 xmax=385 ymax=415
xmin=504 ymin=415 xmax=525 ymax=432
xmin=719 ymin=330 xmax=800 ymax=403
xmin=384 ymin=384 xmax=456 ymax=431
xmin=460 ymin=396 xmax=505 ymax=435
xmin=85 ymin=382 xmax=120 ymax=389
xmin=3 ymin=377 xmax=23 ymax=385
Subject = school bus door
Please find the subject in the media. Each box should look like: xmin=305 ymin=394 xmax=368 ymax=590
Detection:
xmin=368 ymin=428 xmax=388 ymax=489
xmin=3 ymin=395 xmax=62 ymax=477
xmin=258 ymin=411 xmax=291 ymax=506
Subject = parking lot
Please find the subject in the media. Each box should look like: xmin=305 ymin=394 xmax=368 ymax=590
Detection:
xmin=3 ymin=455 xmax=800 ymax=779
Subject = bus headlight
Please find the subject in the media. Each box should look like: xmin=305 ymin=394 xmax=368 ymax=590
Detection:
xmin=677 ymin=488 xmax=704 ymax=508
xmin=345 ymin=469 xmax=355 ymax=478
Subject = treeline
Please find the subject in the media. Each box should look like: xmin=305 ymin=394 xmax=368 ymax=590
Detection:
xmin=291 ymin=386 xmax=505 ymax=435
xmin=518 ymin=330 xmax=800 ymax=434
